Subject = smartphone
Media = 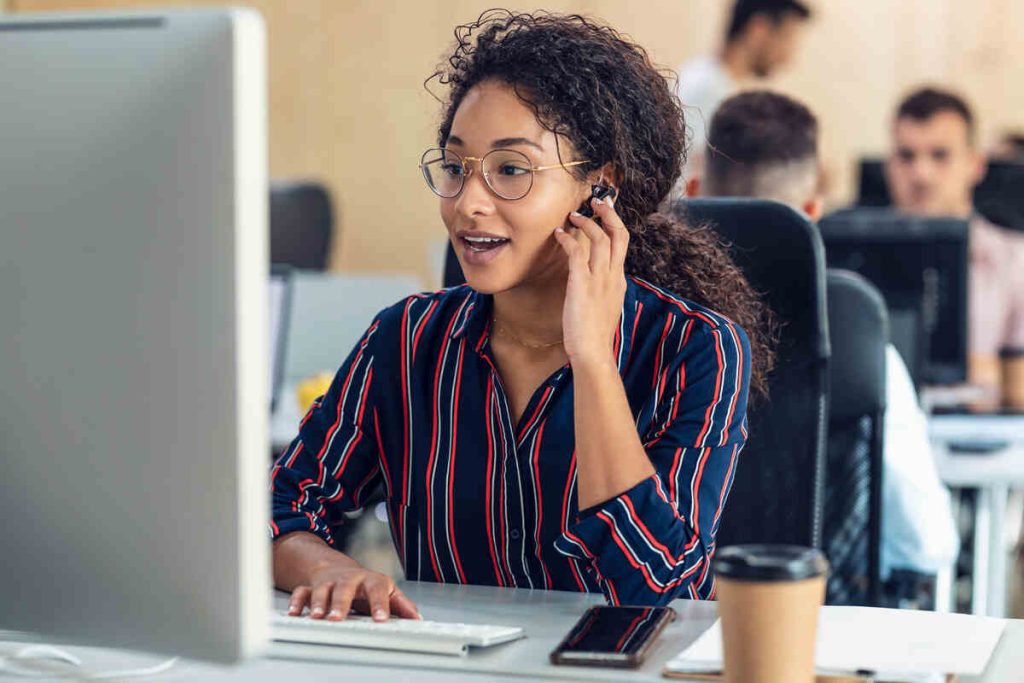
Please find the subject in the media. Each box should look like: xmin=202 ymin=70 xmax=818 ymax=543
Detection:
xmin=577 ymin=184 xmax=618 ymax=218
xmin=549 ymin=605 xmax=676 ymax=668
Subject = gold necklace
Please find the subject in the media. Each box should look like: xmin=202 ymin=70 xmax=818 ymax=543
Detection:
xmin=492 ymin=317 xmax=564 ymax=349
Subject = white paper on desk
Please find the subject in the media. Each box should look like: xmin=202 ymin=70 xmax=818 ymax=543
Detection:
xmin=665 ymin=607 xmax=1006 ymax=677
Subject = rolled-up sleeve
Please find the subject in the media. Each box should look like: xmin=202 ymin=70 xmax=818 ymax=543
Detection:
xmin=269 ymin=316 xmax=384 ymax=546
xmin=554 ymin=320 xmax=751 ymax=605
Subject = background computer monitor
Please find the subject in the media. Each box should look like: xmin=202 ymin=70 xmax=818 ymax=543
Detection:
xmin=0 ymin=9 xmax=269 ymax=662
xmin=819 ymin=208 xmax=969 ymax=387
xmin=857 ymin=158 xmax=1024 ymax=232
xmin=269 ymin=266 xmax=293 ymax=413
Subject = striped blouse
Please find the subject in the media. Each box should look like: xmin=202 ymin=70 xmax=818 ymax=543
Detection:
xmin=270 ymin=276 xmax=751 ymax=605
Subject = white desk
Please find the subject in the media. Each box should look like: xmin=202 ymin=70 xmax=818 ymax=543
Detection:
xmin=930 ymin=414 xmax=1024 ymax=618
xmin=3 ymin=582 xmax=1023 ymax=682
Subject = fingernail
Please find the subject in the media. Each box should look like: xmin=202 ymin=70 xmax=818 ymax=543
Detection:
xmin=592 ymin=197 xmax=604 ymax=205
xmin=288 ymin=605 xmax=299 ymax=615
xmin=570 ymin=211 xmax=582 ymax=217
xmin=328 ymin=609 xmax=342 ymax=619
xmin=311 ymin=607 xmax=324 ymax=617
xmin=415 ymin=611 xmax=423 ymax=620
xmin=373 ymin=608 xmax=387 ymax=621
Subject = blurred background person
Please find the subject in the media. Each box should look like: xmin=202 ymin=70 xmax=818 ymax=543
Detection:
xmin=689 ymin=90 xmax=959 ymax=598
xmin=675 ymin=0 xmax=812 ymax=181
xmin=885 ymin=88 xmax=1024 ymax=410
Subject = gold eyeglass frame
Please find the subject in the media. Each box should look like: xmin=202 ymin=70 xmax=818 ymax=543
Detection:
xmin=419 ymin=147 xmax=590 ymax=200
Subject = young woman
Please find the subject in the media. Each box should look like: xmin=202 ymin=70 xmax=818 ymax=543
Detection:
xmin=271 ymin=10 xmax=772 ymax=622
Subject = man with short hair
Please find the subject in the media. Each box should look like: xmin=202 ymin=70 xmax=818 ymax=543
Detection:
xmin=676 ymin=0 xmax=812 ymax=174
xmin=887 ymin=87 xmax=1024 ymax=408
xmin=699 ymin=89 xmax=820 ymax=215
xmin=690 ymin=90 xmax=959 ymax=594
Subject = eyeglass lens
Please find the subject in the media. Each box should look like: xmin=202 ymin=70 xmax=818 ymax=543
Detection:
xmin=421 ymin=148 xmax=535 ymax=200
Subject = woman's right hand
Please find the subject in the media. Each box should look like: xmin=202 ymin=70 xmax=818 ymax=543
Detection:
xmin=272 ymin=530 xmax=420 ymax=622
xmin=286 ymin=560 xmax=421 ymax=622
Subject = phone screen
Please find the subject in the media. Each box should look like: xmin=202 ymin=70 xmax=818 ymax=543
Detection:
xmin=555 ymin=606 xmax=673 ymax=657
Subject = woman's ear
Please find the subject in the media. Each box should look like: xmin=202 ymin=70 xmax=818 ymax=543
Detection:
xmin=594 ymin=163 xmax=621 ymax=191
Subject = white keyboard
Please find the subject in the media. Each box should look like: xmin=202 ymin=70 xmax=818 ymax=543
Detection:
xmin=271 ymin=611 xmax=525 ymax=657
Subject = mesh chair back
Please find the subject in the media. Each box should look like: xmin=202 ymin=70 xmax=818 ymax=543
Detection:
xmin=824 ymin=269 xmax=887 ymax=605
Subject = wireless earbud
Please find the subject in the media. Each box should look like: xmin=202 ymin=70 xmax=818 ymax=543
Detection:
xmin=577 ymin=184 xmax=617 ymax=218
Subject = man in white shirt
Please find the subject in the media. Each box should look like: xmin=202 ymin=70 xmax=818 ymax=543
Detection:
xmin=689 ymin=90 xmax=959 ymax=585
xmin=676 ymin=0 xmax=811 ymax=182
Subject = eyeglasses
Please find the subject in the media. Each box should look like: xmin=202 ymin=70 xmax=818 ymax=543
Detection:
xmin=419 ymin=147 xmax=590 ymax=201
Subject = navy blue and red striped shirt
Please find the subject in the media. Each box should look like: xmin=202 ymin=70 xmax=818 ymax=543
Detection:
xmin=270 ymin=275 xmax=751 ymax=605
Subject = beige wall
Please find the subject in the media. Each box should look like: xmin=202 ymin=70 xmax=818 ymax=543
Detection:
xmin=12 ymin=0 xmax=1024 ymax=286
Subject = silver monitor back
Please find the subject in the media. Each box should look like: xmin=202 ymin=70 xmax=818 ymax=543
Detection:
xmin=0 ymin=9 xmax=270 ymax=662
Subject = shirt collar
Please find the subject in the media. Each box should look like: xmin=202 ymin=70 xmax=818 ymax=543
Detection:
xmin=450 ymin=287 xmax=489 ymax=341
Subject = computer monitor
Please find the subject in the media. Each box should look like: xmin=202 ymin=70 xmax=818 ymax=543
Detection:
xmin=269 ymin=266 xmax=293 ymax=413
xmin=819 ymin=208 xmax=969 ymax=387
xmin=857 ymin=158 xmax=1024 ymax=232
xmin=974 ymin=161 xmax=1024 ymax=232
xmin=0 ymin=9 xmax=269 ymax=662
xmin=856 ymin=159 xmax=891 ymax=208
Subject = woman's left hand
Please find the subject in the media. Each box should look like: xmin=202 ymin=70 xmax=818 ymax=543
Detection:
xmin=553 ymin=196 xmax=629 ymax=369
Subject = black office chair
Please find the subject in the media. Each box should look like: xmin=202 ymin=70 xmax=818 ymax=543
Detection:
xmin=823 ymin=269 xmax=887 ymax=606
xmin=674 ymin=198 xmax=831 ymax=550
xmin=443 ymin=242 xmax=466 ymax=288
xmin=270 ymin=181 xmax=335 ymax=270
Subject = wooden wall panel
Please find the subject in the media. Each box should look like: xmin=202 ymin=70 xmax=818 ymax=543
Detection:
xmin=11 ymin=1 xmax=1024 ymax=285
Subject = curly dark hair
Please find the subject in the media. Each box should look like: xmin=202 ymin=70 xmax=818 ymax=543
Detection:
xmin=427 ymin=9 xmax=775 ymax=398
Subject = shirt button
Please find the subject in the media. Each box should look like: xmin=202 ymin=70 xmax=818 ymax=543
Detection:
xmin=510 ymin=529 xmax=521 ymax=540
